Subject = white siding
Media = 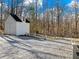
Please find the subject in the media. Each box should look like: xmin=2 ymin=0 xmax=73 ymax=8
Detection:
xmin=5 ymin=15 xmax=30 ymax=35
xmin=5 ymin=15 xmax=16 ymax=35
xmin=26 ymin=23 xmax=30 ymax=34
xmin=16 ymin=22 xmax=30 ymax=35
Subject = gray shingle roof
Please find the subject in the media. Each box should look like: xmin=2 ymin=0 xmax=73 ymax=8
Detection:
xmin=10 ymin=13 xmax=22 ymax=22
xmin=26 ymin=19 xmax=30 ymax=23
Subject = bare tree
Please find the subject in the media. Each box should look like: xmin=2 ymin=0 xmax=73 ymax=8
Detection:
xmin=0 ymin=0 xmax=3 ymax=30
xmin=71 ymin=0 xmax=79 ymax=37
xmin=35 ymin=0 xmax=38 ymax=34
xmin=56 ymin=0 xmax=62 ymax=36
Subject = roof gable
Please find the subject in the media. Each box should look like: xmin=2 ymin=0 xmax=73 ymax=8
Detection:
xmin=10 ymin=13 xmax=22 ymax=22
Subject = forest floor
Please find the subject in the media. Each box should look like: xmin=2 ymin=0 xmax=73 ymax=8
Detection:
xmin=0 ymin=35 xmax=75 ymax=59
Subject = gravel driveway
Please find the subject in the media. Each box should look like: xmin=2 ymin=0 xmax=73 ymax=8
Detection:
xmin=0 ymin=35 xmax=73 ymax=59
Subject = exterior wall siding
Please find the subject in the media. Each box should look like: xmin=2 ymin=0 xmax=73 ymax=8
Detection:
xmin=5 ymin=15 xmax=16 ymax=35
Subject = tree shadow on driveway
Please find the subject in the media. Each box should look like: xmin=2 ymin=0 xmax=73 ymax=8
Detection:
xmin=0 ymin=36 xmax=67 ymax=59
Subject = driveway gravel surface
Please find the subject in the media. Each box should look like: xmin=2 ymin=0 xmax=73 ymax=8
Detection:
xmin=0 ymin=35 xmax=73 ymax=59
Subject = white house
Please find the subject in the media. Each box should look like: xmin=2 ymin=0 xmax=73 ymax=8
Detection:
xmin=5 ymin=13 xmax=30 ymax=35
